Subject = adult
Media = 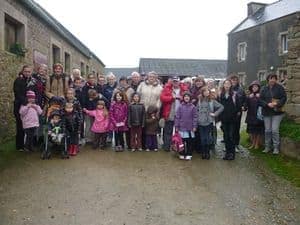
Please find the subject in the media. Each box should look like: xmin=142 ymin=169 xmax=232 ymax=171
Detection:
xmin=112 ymin=76 xmax=134 ymax=103
xmin=13 ymin=65 xmax=35 ymax=151
xmin=229 ymin=74 xmax=246 ymax=152
xmin=160 ymin=76 xmax=188 ymax=151
xmin=97 ymin=74 xmax=106 ymax=94
xmin=130 ymin=71 xmax=142 ymax=92
xmin=259 ymin=74 xmax=287 ymax=154
xmin=32 ymin=64 xmax=48 ymax=108
xmin=69 ymin=68 xmax=85 ymax=88
xmin=190 ymin=76 xmax=206 ymax=105
xmin=103 ymin=73 xmax=118 ymax=106
xmin=137 ymin=71 xmax=163 ymax=111
xmin=45 ymin=63 xmax=69 ymax=99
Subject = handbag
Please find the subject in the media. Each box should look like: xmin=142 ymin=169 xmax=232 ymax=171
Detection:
xmin=256 ymin=106 xmax=264 ymax=121
xmin=159 ymin=118 xmax=165 ymax=128
xmin=170 ymin=132 xmax=184 ymax=152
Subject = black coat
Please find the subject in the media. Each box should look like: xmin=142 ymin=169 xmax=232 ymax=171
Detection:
xmin=259 ymin=83 xmax=287 ymax=116
xmin=64 ymin=111 xmax=81 ymax=133
xmin=219 ymin=93 xmax=241 ymax=123
xmin=128 ymin=103 xmax=145 ymax=127
xmin=245 ymin=94 xmax=264 ymax=125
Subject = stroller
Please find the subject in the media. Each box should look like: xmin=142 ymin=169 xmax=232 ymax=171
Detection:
xmin=41 ymin=97 xmax=68 ymax=159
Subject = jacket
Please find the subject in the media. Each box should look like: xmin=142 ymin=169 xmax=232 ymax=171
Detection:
xmin=218 ymin=92 xmax=241 ymax=123
xmin=145 ymin=116 xmax=159 ymax=135
xmin=259 ymin=83 xmax=287 ymax=116
xmin=45 ymin=73 xmax=69 ymax=98
xmin=85 ymin=109 xmax=109 ymax=133
xmin=174 ymin=102 xmax=197 ymax=131
xmin=160 ymin=82 xmax=188 ymax=120
xmin=81 ymin=82 xmax=103 ymax=108
xmin=109 ymin=101 xmax=128 ymax=131
xmin=103 ymin=82 xmax=117 ymax=104
xmin=232 ymin=84 xmax=246 ymax=110
xmin=197 ymin=99 xmax=224 ymax=126
xmin=64 ymin=111 xmax=81 ymax=133
xmin=19 ymin=104 xmax=42 ymax=129
xmin=128 ymin=103 xmax=145 ymax=127
xmin=137 ymin=80 xmax=163 ymax=111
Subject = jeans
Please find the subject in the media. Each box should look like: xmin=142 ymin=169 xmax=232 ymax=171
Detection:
xmin=24 ymin=127 xmax=36 ymax=151
xmin=263 ymin=114 xmax=284 ymax=150
xmin=130 ymin=126 xmax=142 ymax=149
xmin=199 ymin=124 xmax=213 ymax=154
xmin=179 ymin=137 xmax=194 ymax=156
xmin=222 ymin=122 xmax=235 ymax=157
xmin=146 ymin=134 xmax=158 ymax=150
xmin=114 ymin=131 xmax=125 ymax=148
xmin=233 ymin=114 xmax=242 ymax=146
xmin=163 ymin=120 xmax=174 ymax=150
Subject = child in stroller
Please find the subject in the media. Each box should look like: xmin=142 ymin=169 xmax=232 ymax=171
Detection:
xmin=41 ymin=108 xmax=68 ymax=159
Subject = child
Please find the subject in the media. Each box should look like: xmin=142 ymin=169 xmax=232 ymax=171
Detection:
xmin=109 ymin=91 xmax=128 ymax=151
xmin=64 ymin=103 xmax=81 ymax=156
xmin=19 ymin=91 xmax=43 ymax=151
xmin=145 ymin=106 xmax=159 ymax=152
xmin=84 ymin=100 xmax=109 ymax=150
xmin=174 ymin=92 xmax=197 ymax=160
xmin=197 ymin=87 xmax=224 ymax=159
xmin=73 ymin=77 xmax=84 ymax=105
xmin=245 ymin=81 xmax=264 ymax=149
xmin=84 ymin=89 xmax=99 ymax=143
xmin=128 ymin=93 xmax=145 ymax=151
xmin=218 ymin=79 xmax=241 ymax=160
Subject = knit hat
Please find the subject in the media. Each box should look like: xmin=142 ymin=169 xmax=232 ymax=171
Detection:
xmin=26 ymin=90 xmax=36 ymax=99
xmin=182 ymin=91 xmax=192 ymax=98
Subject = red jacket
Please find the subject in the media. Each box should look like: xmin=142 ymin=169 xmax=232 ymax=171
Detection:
xmin=160 ymin=82 xmax=188 ymax=119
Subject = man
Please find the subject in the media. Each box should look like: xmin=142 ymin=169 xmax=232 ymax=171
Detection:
xmin=160 ymin=76 xmax=188 ymax=151
xmin=130 ymin=71 xmax=142 ymax=92
xmin=230 ymin=74 xmax=246 ymax=152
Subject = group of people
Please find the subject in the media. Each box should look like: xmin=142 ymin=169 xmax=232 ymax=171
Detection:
xmin=13 ymin=63 xmax=287 ymax=161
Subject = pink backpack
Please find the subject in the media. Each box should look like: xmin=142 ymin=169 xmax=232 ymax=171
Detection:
xmin=171 ymin=132 xmax=184 ymax=152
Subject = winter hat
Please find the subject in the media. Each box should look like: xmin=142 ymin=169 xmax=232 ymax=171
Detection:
xmin=53 ymin=63 xmax=63 ymax=71
xmin=182 ymin=91 xmax=192 ymax=98
xmin=26 ymin=90 xmax=36 ymax=99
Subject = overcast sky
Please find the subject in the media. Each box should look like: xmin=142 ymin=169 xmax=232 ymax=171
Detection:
xmin=35 ymin=0 xmax=275 ymax=68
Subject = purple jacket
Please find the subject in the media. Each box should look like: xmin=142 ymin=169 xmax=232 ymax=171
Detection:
xmin=109 ymin=101 xmax=128 ymax=131
xmin=175 ymin=102 xmax=197 ymax=131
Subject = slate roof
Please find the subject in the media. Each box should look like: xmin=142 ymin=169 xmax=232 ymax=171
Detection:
xmin=138 ymin=58 xmax=227 ymax=78
xmin=105 ymin=68 xmax=139 ymax=79
xmin=21 ymin=0 xmax=105 ymax=66
xmin=230 ymin=0 xmax=300 ymax=34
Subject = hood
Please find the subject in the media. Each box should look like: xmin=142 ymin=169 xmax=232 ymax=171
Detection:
xmin=248 ymin=80 xmax=261 ymax=92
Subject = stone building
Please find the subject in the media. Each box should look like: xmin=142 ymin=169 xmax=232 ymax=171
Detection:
xmin=227 ymin=0 xmax=300 ymax=85
xmin=0 ymin=0 xmax=105 ymax=142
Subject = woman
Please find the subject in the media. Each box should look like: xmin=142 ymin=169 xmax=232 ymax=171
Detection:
xmin=259 ymin=74 xmax=287 ymax=154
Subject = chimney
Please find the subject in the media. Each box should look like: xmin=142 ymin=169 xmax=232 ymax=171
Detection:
xmin=247 ymin=2 xmax=267 ymax=17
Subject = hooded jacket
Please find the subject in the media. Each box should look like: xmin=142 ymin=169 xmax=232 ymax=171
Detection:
xmin=174 ymin=101 xmax=197 ymax=131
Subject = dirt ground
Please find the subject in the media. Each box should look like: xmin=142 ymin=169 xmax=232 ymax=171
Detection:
xmin=0 ymin=142 xmax=299 ymax=225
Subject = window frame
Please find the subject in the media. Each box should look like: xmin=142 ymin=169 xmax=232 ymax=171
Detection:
xmin=279 ymin=31 xmax=288 ymax=55
xmin=237 ymin=42 xmax=247 ymax=62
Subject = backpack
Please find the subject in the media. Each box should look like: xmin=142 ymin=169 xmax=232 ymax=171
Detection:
xmin=171 ymin=132 xmax=184 ymax=152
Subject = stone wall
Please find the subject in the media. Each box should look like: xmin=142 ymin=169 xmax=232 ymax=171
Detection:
xmin=0 ymin=51 xmax=28 ymax=143
xmin=285 ymin=17 xmax=300 ymax=124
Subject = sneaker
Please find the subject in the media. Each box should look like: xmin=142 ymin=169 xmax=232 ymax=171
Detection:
xmin=146 ymin=149 xmax=150 ymax=152
xmin=185 ymin=155 xmax=192 ymax=160
xmin=273 ymin=149 xmax=279 ymax=155
xmin=138 ymin=148 xmax=143 ymax=151
xmin=262 ymin=148 xmax=271 ymax=153
xmin=179 ymin=155 xmax=185 ymax=160
xmin=154 ymin=149 xmax=158 ymax=152
xmin=18 ymin=148 xmax=24 ymax=152
xmin=131 ymin=149 xmax=136 ymax=152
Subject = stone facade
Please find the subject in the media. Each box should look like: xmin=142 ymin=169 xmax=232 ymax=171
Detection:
xmin=0 ymin=0 xmax=105 ymax=143
xmin=285 ymin=18 xmax=300 ymax=124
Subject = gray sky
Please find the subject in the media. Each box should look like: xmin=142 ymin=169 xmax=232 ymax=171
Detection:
xmin=35 ymin=0 xmax=274 ymax=67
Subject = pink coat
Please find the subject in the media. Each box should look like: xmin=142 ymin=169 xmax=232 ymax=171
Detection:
xmin=85 ymin=109 xmax=109 ymax=133
xmin=19 ymin=104 xmax=42 ymax=129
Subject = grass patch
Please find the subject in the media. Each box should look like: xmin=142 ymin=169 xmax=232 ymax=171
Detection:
xmin=280 ymin=119 xmax=300 ymax=142
xmin=241 ymin=130 xmax=300 ymax=187
xmin=0 ymin=139 xmax=20 ymax=170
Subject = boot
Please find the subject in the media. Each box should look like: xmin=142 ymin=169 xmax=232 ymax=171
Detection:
xmin=72 ymin=145 xmax=78 ymax=156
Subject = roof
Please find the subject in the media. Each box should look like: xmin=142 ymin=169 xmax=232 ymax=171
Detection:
xmin=138 ymin=58 xmax=227 ymax=78
xmin=105 ymin=68 xmax=139 ymax=78
xmin=230 ymin=0 xmax=300 ymax=34
xmin=21 ymin=0 xmax=105 ymax=67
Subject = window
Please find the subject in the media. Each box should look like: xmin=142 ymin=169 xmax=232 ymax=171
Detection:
xmin=237 ymin=72 xmax=246 ymax=86
xmin=278 ymin=69 xmax=287 ymax=81
xmin=4 ymin=13 xmax=25 ymax=54
xmin=80 ymin=62 xmax=85 ymax=76
xmin=52 ymin=44 xmax=61 ymax=64
xmin=279 ymin=32 xmax=288 ymax=55
xmin=257 ymin=70 xmax=266 ymax=82
xmin=64 ymin=52 xmax=71 ymax=74
xmin=237 ymin=42 xmax=247 ymax=62
xmin=86 ymin=65 xmax=89 ymax=75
